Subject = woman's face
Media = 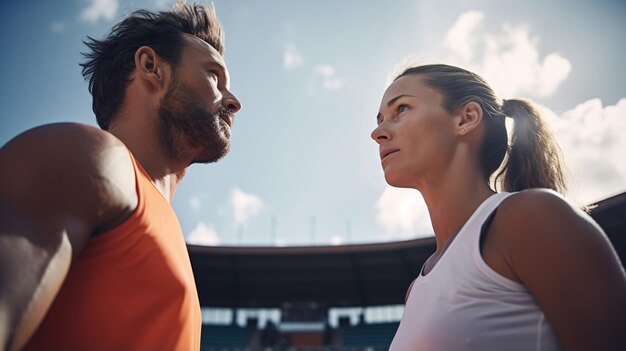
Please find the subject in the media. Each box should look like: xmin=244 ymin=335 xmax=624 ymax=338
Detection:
xmin=372 ymin=74 xmax=459 ymax=189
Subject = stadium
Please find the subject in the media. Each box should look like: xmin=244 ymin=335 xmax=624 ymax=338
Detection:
xmin=190 ymin=192 xmax=626 ymax=351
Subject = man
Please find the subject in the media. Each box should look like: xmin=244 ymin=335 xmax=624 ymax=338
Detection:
xmin=0 ymin=3 xmax=240 ymax=350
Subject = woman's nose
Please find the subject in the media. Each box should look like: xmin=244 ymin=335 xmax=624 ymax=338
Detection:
xmin=371 ymin=125 xmax=390 ymax=145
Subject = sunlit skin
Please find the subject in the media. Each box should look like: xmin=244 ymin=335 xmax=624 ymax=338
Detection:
xmin=375 ymin=76 xmax=462 ymax=189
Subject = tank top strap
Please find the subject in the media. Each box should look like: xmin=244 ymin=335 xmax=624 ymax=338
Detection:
xmin=417 ymin=192 xmax=516 ymax=280
xmin=456 ymin=192 xmax=515 ymax=243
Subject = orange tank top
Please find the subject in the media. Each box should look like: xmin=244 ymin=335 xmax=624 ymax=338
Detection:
xmin=24 ymin=151 xmax=202 ymax=351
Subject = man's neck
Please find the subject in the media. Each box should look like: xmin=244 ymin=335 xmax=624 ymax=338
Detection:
xmin=107 ymin=122 xmax=187 ymax=203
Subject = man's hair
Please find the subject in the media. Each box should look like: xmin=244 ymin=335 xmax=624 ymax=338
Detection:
xmin=80 ymin=3 xmax=224 ymax=130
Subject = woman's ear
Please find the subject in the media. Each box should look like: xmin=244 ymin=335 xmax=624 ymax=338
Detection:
xmin=457 ymin=101 xmax=483 ymax=136
xmin=134 ymin=46 xmax=166 ymax=90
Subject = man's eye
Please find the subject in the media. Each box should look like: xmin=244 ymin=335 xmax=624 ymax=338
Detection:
xmin=395 ymin=104 xmax=409 ymax=113
xmin=207 ymin=71 xmax=218 ymax=80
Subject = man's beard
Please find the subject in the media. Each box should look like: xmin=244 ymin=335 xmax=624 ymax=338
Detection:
xmin=158 ymin=75 xmax=232 ymax=165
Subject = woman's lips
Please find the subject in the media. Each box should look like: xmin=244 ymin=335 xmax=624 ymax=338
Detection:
xmin=380 ymin=149 xmax=399 ymax=161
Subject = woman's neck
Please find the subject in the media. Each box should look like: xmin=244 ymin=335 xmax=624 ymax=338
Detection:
xmin=418 ymin=164 xmax=495 ymax=253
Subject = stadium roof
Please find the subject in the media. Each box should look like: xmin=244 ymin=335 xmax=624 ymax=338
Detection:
xmin=189 ymin=237 xmax=434 ymax=308
xmin=189 ymin=192 xmax=626 ymax=309
xmin=588 ymin=191 xmax=626 ymax=266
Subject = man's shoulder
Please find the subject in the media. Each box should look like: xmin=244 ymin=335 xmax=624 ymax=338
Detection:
xmin=1 ymin=122 xmax=131 ymax=174
xmin=0 ymin=122 xmax=138 ymax=236
xmin=2 ymin=122 xmax=120 ymax=153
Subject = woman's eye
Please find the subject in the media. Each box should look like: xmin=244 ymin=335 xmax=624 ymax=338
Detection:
xmin=395 ymin=104 xmax=409 ymax=114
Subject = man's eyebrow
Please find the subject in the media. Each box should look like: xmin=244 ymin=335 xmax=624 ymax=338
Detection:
xmin=204 ymin=60 xmax=230 ymax=85
xmin=376 ymin=94 xmax=415 ymax=123
xmin=204 ymin=60 xmax=226 ymax=73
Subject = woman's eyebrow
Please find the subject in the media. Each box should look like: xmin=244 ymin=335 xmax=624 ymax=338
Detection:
xmin=386 ymin=94 xmax=415 ymax=108
xmin=376 ymin=94 xmax=416 ymax=122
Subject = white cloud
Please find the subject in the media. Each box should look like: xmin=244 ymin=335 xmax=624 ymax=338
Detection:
xmin=535 ymin=53 xmax=572 ymax=97
xmin=375 ymin=186 xmax=433 ymax=238
xmin=284 ymin=43 xmax=303 ymax=70
xmin=330 ymin=235 xmax=344 ymax=246
xmin=230 ymin=188 xmax=265 ymax=226
xmin=315 ymin=65 xmax=335 ymax=77
xmin=80 ymin=0 xmax=119 ymax=23
xmin=481 ymin=25 xmax=571 ymax=98
xmin=443 ymin=11 xmax=484 ymax=62
xmin=187 ymin=222 xmax=221 ymax=246
xmin=189 ymin=196 xmax=202 ymax=212
xmin=310 ymin=65 xmax=343 ymax=92
xmin=443 ymin=11 xmax=571 ymax=98
xmin=542 ymin=98 xmax=626 ymax=203
xmin=50 ymin=21 xmax=66 ymax=33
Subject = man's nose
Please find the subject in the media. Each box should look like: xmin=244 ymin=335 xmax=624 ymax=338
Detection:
xmin=223 ymin=90 xmax=241 ymax=113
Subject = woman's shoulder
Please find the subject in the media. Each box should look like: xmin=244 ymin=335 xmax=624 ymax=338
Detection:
xmin=499 ymin=188 xmax=580 ymax=224
xmin=493 ymin=188 xmax=603 ymax=252
xmin=488 ymin=194 xmax=625 ymax=351
xmin=504 ymin=187 xmax=567 ymax=206
xmin=485 ymin=188 xmax=615 ymax=291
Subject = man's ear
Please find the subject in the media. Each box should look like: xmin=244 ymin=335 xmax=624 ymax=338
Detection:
xmin=134 ymin=46 xmax=167 ymax=90
xmin=456 ymin=101 xmax=483 ymax=136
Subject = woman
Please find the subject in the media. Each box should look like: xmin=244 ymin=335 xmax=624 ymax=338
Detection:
xmin=371 ymin=63 xmax=626 ymax=351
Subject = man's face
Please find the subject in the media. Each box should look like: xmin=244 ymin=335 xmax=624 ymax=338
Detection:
xmin=158 ymin=34 xmax=241 ymax=165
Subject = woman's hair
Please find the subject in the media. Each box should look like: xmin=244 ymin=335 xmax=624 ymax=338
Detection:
xmin=80 ymin=3 xmax=224 ymax=130
xmin=395 ymin=64 xmax=566 ymax=194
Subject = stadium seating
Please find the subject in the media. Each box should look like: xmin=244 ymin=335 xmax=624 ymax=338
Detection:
xmin=201 ymin=324 xmax=253 ymax=350
xmin=341 ymin=322 xmax=399 ymax=348
xmin=200 ymin=322 xmax=398 ymax=351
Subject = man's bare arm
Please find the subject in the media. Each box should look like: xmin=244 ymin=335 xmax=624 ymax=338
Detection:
xmin=0 ymin=123 xmax=137 ymax=350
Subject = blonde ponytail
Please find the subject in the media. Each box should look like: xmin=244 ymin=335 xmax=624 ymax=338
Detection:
xmin=496 ymin=99 xmax=567 ymax=193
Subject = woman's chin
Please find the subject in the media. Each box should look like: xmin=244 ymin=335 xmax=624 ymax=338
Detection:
xmin=384 ymin=173 xmax=410 ymax=188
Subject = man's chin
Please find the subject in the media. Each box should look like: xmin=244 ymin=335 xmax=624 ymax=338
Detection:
xmin=191 ymin=145 xmax=230 ymax=164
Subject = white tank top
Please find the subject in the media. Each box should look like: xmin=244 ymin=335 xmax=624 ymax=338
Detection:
xmin=390 ymin=192 xmax=562 ymax=351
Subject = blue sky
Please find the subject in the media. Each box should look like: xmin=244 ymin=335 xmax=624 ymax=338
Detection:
xmin=1 ymin=0 xmax=625 ymax=247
